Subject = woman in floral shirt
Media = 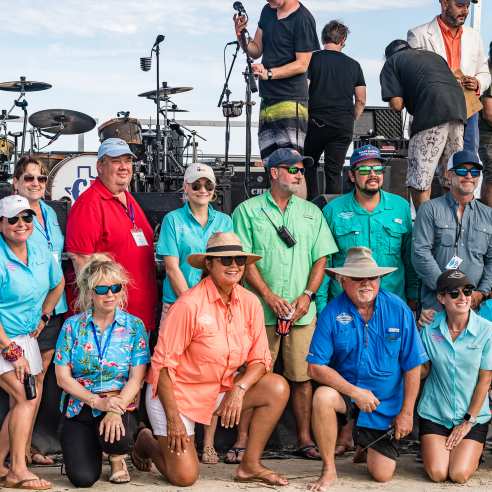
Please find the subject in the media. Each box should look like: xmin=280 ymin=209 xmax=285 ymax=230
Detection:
xmin=54 ymin=254 xmax=150 ymax=487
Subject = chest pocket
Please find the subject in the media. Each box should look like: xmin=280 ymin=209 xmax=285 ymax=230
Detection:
xmin=382 ymin=222 xmax=406 ymax=256
xmin=375 ymin=332 xmax=401 ymax=374
xmin=470 ymin=223 xmax=492 ymax=256
xmin=434 ymin=220 xmax=455 ymax=249
xmin=333 ymin=222 xmax=362 ymax=251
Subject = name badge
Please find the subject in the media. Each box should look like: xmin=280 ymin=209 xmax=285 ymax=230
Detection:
xmin=131 ymin=229 xmax=149 ymax=247
xmin=52 ymin=252 xmax=59 ymax=263
xmin=445 ymin=255 xmax=463 ymax=270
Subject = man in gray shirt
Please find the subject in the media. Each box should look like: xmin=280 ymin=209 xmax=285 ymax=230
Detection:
xmin=412 ymin=150 xmax=492 ymax=325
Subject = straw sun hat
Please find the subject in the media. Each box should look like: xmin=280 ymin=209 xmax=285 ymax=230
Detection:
xmin=326 ymin=247 xmax=396 ymax=278
xmin=187 ymin=232 xmax=261 ymax=270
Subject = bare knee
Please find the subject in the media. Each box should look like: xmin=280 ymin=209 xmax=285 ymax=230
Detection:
xmin=425 ymin=465 xmax=448 ymax=483
xmin=369 ymin=466 xmax=395 ymax=483
xmin=166 ymin=467 xmax=199 ymax=487
xmin=264 ymin=373 xmax=290 ymax=403
xmin=312 ymin=386 xmax=340 ymax=411
xmin=449 ymin=467 xmax=473 ymax=484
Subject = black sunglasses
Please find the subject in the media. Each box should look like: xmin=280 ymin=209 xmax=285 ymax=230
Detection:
xmin=6 ymin=213 xmax=34 ymax=225
xmin=278 ymin=166 xmax=305 ymax=175
xmin=94 ymin=283 xmax=123 ymax=295
xmin=213 ymin=256 xmax=247 ymax=267
xmin=191 ymin=181 xmax=215 ymax=192
xmin=348 ymin=276 xmax=380 ymax=282
xmin=444 ymin=286 xmax=474 ymax=299
xmin=453 ymin=167 xmax=481 ymax=178
xmin=22 ymin=174 xmax=48 ymax=184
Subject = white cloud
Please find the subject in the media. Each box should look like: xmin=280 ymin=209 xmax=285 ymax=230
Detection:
xmin=308 ymin=0 xmax=431 ymax=13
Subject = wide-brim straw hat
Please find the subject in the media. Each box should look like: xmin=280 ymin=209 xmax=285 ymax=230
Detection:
xmin=326 ymin=247 xmax=397 ymax=278
xmin=188 ymin=232 xmax=261 ymax=270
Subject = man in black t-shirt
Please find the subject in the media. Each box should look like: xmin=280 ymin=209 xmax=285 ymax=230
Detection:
xmin=234 ymin=0 xmax=319 ymax=160
xmin=380 ymin=40 xmax=466 ymax=209
xmin=479 ymin=45 xmax=492 ymax=206
xmin=303 ymin=20 xmax=366 ymax=198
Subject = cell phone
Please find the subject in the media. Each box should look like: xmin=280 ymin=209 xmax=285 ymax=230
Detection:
xmin=24 ymin=374 xmax=37 ymax=401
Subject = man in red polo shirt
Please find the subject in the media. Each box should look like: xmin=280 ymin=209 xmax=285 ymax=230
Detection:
xmin=66 ymin=138 xmax=157 ymax=331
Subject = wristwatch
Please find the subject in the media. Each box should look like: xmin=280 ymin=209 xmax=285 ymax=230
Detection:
xmin=463 ymin=413 xmax=477 ymax=424
xmin=236 ymin=382 xmax=247 ymax=392
xmin=303 ymin=289 xmax=316 ymax=301
xmin=267 ymin=69 xmax=273 ymax=80
xmin=41 ymin=313 xmax=51 ymax=324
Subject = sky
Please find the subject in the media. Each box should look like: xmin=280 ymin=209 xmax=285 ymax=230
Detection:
xmin=0 ymin=0 xmax=490 ymax=159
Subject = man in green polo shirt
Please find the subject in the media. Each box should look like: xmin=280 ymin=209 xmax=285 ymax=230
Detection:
xmin=232 ymin=147 xmax=337 ymax=461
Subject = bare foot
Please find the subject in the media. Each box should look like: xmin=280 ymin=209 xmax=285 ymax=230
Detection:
xmin=308 ymin=468 xmax=337 ymax=491
xmin=132 ymin=428 xmax=153 ymax=472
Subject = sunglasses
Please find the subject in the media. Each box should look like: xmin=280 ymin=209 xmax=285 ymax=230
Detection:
xmin=453 ymin=167 xmax=481 ymax=177
xmin=348 ymin=276 xmax=380 ymax=282
xmin=353 ymin=165 xmax=386 ymax=176
xmin=444 ymin=286 xmax=474 ymax=299
xmin=278 ymin=166 xmax=305 ymax=175
xmin=22 ymin=174 xmax=48 ymax=184
xmin=94 ymin=283 xmax=123 ymax=295
xmin=191 ymin=181 xmax=215 ymax=192
xmin=213 ymin=256 xmax=247 ymax=267
xmin=6 ymin=213 xmax=34 ymax=225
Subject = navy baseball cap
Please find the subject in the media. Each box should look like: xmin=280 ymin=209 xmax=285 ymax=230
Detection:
xmin=448 ymin=150 xmax=483 ymax=170
xmin=454 ymin=0 xmax=478 ymax=5
xmin=350 ymin=145 xmax=384 ymax=168
xmin=265 ymin=148 xmax=314 ymax=168
xmin=97 ymin=138 xmax=136 ymax=160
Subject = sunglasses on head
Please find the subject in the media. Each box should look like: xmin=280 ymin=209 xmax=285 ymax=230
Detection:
xmin=191 ymin=181 xmax=215 ymax=192
xmin=6 ymin=213 xmax=34 ymax=225
xmin=444 ymin=285 xmax=474 ymax=299
xmin=94 ymin=283 xmax=123 ymax=295
xmin=353 ymin=165 xmax=386 ymax=176
xmin=22 ymin=174 xmax=48 ymax=184
xmin=213 ymin=256 xmax=247 ymax=267
xmin=348 ymin=276 xmax=380 ymax=282
xmin=453 ymin=167 xmax=481 ymax=177
xmin=278 ymin=166 xmax=305 ymax=175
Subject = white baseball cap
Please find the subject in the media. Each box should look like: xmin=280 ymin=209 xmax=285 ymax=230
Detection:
xmin=183 ymin=163 xmax=216 ymax=185
xmin=0 ymin=195 xmax=35 ymax=219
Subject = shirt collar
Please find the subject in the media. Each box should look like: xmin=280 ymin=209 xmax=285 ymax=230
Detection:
xmin=265 ymin=190 xmax=295 ymax=211
xmin=92 ymin=177 xmax=130 ymax=203
xmin=342 ymin=290 xmax=380 ymax=320
xmin=437 ymin=15 xmax=463 ymax=39
xmin=204 ymin=276 xmax=240 ymax=305
xmin=445 ymin=191 xmax=476 ymax=210
xmin=350 ymin=190 xmax=390 ymax=214
xmin=84 ymin=308 xmax=126 ymax=328
xmin=437 ymin=309 xmax=478 ymax=338
xmin=184 ymin=202 xmax=216 ymax=225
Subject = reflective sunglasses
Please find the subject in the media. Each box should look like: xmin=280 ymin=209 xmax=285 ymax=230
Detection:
xmin=191 ymin=181 xmax=215 ymax=192
xmin=348 ymin=276 xmax=380 ymax=282
xmin=445 ymin=286 xmax=474 ymax=299
xmin=6 ymin=213 xmax=34 ymax=225
xmin=453 ymin=167 xmax=481 ymax=178
xmin=278 ymin=166 xmax=305 ymax=175
xmin=94 ymin=283 xmax=123 ymax=295
xmin=213 ymin=256 xmax=247 ymax=267
xmin=353 ymin=165 xmax=386 ymax=176
xmin=22 ymin=174 xmax=48 ymax=184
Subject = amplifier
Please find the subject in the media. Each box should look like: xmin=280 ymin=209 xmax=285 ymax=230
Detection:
xmin=231 ymin=166 xmax=269 ymax=211
xmin=354 ymin=106 xmax=404 ymax=140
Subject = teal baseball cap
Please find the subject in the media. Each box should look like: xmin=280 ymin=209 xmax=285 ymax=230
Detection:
xmin=97 ymin=138 xmax=136 ymax=160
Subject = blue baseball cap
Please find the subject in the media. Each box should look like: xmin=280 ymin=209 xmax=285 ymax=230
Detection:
xmin=265 ymin=148 xmax=314 ymax=168
xmin=97 ymin=138 xmax=136 ymax=160
xmin=448 ymin=150 xmax=483 ymax=170
xmin=350 ymin=145 xmax=384 ymax=168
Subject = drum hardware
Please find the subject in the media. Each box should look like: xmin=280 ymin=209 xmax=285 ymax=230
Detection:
xmin=0 ymin=110 xmax=20 ymax=121
xmin=138 ymin=86 xmax=194 ymax=99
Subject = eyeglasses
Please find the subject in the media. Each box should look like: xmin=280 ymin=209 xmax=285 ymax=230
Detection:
xmin=278 ymin=166 xmax=305 ymax=175
xmin=6 ymin=213 xmax=34 ymax=225
xmin=213 ymin=256 xmax=247 ymax=267
xmin=348 ymin=276 xmax=380 ymax=282
xmin=353 ymin=165 xmax=386 ymax=176
xmin=22 ymin=174 xmax=48 ymax=184
xmin=191 ymin=181 xmax=215 ymax=192
xmin=444 ymin=286 xmax=474 ymax=299
xmin=94 ymin=283 xmax=123 ymax=295
xmin=453 ymin=167 xmax=481 ymax=178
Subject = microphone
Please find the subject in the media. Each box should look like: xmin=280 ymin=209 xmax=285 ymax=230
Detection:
xmin=233 ymin=2 xmax=246 ymax=15
xmin=153 ymin=34 xmax=165 ymax=48
xmin=140 ymin=57 xmax=152 ymax=71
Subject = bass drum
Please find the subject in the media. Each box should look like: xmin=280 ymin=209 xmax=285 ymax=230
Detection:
xmin=47 ymin=154 xmax=98 ymax=202
xmin=0 ymin=137 xmax=14 ymax=163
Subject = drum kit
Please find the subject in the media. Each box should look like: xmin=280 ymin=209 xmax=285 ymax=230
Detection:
xmin=0 ymin=76 xmax=224 ymax=200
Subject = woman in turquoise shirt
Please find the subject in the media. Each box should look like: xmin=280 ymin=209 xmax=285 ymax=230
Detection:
xmin=13 ymin=155 xmax=68 ymax=466
xmin=419 ymin=269 xmax=492 ymax=484
xmin=0 ymin=194 xmax=64 ymax=490
xmin=155 ymin=163 xmax=232 ymax=464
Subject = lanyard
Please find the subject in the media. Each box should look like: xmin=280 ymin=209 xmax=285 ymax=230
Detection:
xmin=128 ymin=203 xmax=135 ymax=229
xmin=90 ymin=321 xmax=115 ymax=364
xmin=37 ymin=205 xmax=52 ymax=250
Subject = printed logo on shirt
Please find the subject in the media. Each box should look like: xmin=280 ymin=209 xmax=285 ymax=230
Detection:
xmin=338 ymin=212 xmax=354 ymax=220
xmin=6 ymin=263 xmax=16 ymax=271
xmin=336 ymin=312 xmax=353 ymax=325
xmin=394 ymin=218 xmax=403 ymax=225
xmin=431 ymin=331 xmax=445 ymax=343
xmin=387 ymin=327 xmax=400 ymax=333
xmin=198 ymin=314 xmax=215 ymax=326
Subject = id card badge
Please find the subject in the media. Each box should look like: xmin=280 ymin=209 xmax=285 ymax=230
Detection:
xmin=445 ymin=255 xmax=463 ymax=270
xmin=52 ymin=252 xmax=59 ymax=263
xmin=131 ymin=228 xmax=149 ymax=247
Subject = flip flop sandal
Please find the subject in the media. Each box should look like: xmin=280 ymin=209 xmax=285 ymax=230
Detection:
xmin=3 ymin=478 xmax=52 ymax=490
xmin=224 ymin=447 xmax=246 ymax=464
xmin=109 ymin=455 xmax=131 ymax=484
xmin=234 ymin=469 xmax=288 ymax=486
xmin=201 ymin=446 xmax=219 ymax=464
xmin=293 ymin=444 xmax=321 ymax=460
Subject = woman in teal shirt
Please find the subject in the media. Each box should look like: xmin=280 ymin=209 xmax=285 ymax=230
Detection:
xmin=419 ymin=269 xmax=492 ymax=484
xmin=155 ymin=163 xmax=232 ymax=464
xmin=13 ymin=155 xmax=68 ymax=465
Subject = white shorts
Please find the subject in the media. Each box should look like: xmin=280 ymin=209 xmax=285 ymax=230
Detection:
xmin=0 ymin=334 xmax=43 ymax=376
xmin=145 ymin=384 xmax=224 ymax=436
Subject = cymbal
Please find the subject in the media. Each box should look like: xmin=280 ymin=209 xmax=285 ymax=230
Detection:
xmin=0 ymin=80 xmax=52 ymax=92
xmin=163 ymin=107 xmax=189 ymax=113
xmin=138 ymin=86 xmax=193 ymax=99
xmin=0 ymin=114 xmax=20 ymax=120
xmin=29 ymin=109 xmax=96 ymax=135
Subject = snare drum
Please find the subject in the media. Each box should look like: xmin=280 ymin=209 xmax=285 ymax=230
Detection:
xmin=98 ymin=117 xmax=143 ymax=160
xmin=0 ymin=137 xmax=14 ymax=162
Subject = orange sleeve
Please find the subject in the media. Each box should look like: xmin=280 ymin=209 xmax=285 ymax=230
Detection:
xmin=246 ymin=296 xmax=272 ymax=371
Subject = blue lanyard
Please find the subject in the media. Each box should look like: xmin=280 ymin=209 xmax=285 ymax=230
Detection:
xmin=90 ymin=321 xmax=115 ymax=363
xmin=37 ymin=204 xmax=52 ymax=249
xmin=128 ymin=203 xmax=135 ymax=228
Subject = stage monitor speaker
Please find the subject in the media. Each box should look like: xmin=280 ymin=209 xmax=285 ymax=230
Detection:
xmin=354 ymin=106 xmax=404 ymax=140
xmin=231 ymin=166 xmax=269 ymax=211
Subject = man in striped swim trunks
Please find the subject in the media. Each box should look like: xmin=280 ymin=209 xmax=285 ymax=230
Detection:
xmin=234 ymin=0 xmax=319 ymax=160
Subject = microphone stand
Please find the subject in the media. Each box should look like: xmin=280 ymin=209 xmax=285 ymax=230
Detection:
xmin=154 ymin=42 xmax=163 ymax=180
xmin=243 ymin=45 xmax=257 ymax=199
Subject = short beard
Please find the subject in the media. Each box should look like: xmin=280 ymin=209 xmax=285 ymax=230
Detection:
xmin=277 ymin=180 xmax=301 ymax=195
xmin=355 ymin=182 xmax=380 ymax=197
xmin=443 ymin=7 xmax=466 ymax=27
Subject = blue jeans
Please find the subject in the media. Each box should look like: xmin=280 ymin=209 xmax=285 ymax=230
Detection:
xmin=463 ymin=113 xmax=479 ymax=154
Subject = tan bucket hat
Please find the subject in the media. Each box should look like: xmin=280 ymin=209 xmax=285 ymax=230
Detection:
xmin=326 ymin=247 xmax=397 ymax=278
xmin=188 ymin=232 xmax=261 ymax=270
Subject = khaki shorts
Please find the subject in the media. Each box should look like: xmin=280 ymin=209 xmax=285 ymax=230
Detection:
xmin=266 ymin=317 xmax=316 ymax=382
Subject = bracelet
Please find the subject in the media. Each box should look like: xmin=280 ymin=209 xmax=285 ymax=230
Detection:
xmin=1 ymin=342 xmax=24 ymax=363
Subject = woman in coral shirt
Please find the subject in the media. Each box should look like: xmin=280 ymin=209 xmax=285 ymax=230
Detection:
xmin=133 ymin=232 xmax=290 ymax=487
